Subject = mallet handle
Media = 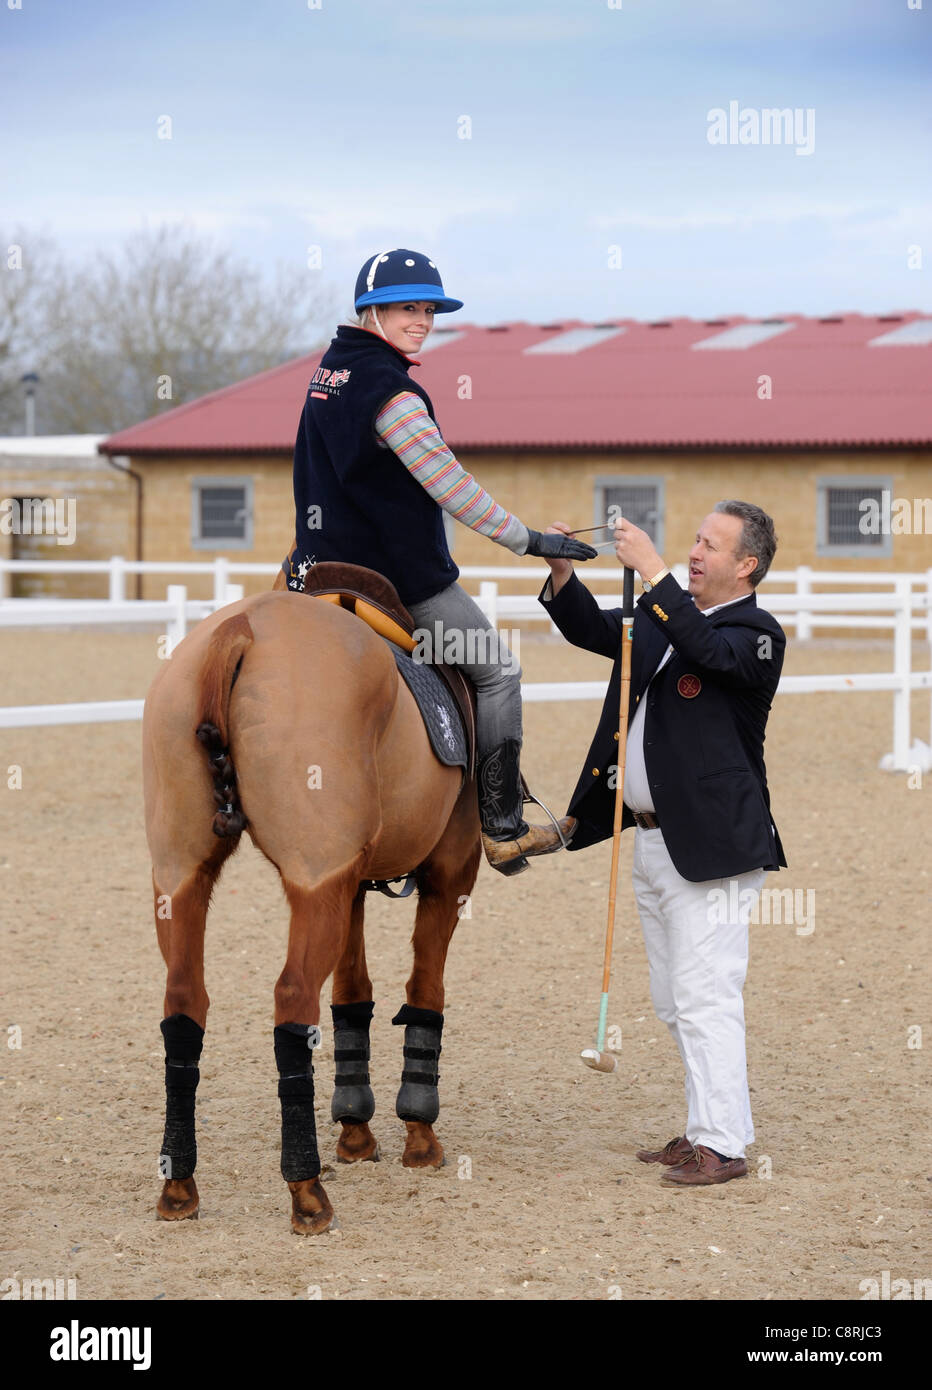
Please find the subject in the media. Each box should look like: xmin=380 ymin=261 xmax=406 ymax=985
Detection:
xmin=596 ymin=569 xmax=635 ymax=1047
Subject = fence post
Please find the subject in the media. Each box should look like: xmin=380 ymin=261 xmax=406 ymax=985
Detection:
xmin=478 ymin=580 xmax=498 ymax=628
xmin=109 ymin=556 xmax=126 ymax=602
xmin=796 ymin=566 xmax=812 ymax=642
xmin=926 ymin=570 xmax=932 ymax=753
xmin=166 ymin=585 xmax=188 ymax=657
xmin=891 ymin=576 xmax=911 ymax=771
xmin=213 ymin=557 xmax=229 ymax=605
xmin=222 ymin=583 xmax=244 ymax=606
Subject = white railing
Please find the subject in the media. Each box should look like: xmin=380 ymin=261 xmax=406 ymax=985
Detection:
xmin=0 ymin=583 xmax=244 ymax=645
xmin=0 ymin=560 xmax=929 ymax=771
xmin=2 ymin=554 xmax=932 ymax=635
xmin=0 ymin=555 xmax=273 ymax=605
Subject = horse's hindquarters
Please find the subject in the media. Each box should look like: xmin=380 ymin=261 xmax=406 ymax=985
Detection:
xmin=362 ymin=678 xmax=464 ymax=880
xmin=225 ymin=596 xmax=463 ymax=883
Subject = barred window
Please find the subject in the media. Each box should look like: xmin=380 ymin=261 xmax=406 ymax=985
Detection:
xmin=595 ymin=478 xmax=664 ymax=549
xmin=191 ymin=478 xmax=253 ymax=549
xmin=817 ymin=477 xmax=892 ymax=557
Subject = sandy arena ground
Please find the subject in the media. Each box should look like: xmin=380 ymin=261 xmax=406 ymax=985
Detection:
xmin=1 ymin=619 xmax=929 ymax=1301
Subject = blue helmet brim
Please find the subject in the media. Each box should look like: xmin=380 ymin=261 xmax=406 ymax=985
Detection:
xmin=355 ymin=284 xmax=463 ymax=313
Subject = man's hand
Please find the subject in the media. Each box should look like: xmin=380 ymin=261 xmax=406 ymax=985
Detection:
xmin=613 ymin=517 xmax=663 ymax=579
xmin=538 ymin=522 xmax=580 ymax=596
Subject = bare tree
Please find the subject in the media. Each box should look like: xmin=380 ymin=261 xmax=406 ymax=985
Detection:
xmin=1 ymin=224 xmax=338 ymax=435
xmin=0 ymin=228 xmax=65 ymax=434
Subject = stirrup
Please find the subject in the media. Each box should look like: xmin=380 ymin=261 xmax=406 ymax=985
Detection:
xmin=519 ymin=775 xmax=575 ymax=850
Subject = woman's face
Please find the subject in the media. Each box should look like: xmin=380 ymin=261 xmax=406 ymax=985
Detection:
xmin=371 ymin=300 xmax=436 ymax=353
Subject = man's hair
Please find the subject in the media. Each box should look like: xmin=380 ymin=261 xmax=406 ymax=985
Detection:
xmin=713 ymin=500 xmax=777 ymax=588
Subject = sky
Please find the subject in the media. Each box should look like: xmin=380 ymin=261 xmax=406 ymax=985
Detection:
xmin=3 ymin=0 xmax=931 ymax=328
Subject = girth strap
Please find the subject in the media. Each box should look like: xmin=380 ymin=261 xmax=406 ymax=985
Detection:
xmin=360 ymin=874 xmax=417 ymax=898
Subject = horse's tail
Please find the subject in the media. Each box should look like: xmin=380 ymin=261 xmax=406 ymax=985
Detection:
xmin=194 ymin=610 xmax=255 ymax=838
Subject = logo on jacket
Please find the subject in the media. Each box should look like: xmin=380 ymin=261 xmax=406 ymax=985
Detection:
xmin=309 ymin=366 xmax=351 ymax=401
xmin=677 ymin=673 xmax=702 ymax=699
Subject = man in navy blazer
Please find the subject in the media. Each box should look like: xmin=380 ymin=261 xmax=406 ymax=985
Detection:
xmin=539 ymin=500 xmax=785 ymax=1187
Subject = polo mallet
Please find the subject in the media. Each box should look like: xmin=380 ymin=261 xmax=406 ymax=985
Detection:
xmin=581 ymin=565 xmax=635 ymax=1074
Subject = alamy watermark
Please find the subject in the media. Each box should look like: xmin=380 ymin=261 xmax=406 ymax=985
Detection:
xmin=707 ymin=882 xmax=816 ymax=936
xmin=859 ymin=1270 xmax=931 ymax=1300
xmin=707 ymin=102 xmax=815 ymax=157
xmin=1 ymin=1275 xmax=77 ymax=1299
xmin=0 ymin=496 xmax=77 ymax=546
xmin=411 ymin=622 xmax=520 ymax=671
xmin=858 ymin=492 xmax=932 ymax=537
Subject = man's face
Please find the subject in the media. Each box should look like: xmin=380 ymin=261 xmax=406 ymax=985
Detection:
xmin=374 ymin=301 xmax=436 ymax=354
xmin=687 ymin=512 xmax=757 ymax=610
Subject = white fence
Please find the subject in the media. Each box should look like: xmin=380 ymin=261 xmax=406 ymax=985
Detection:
xmin=0 ymin=558 xmax=930 ymax=771
xmin=2 ymin=554 xmax=932 ymax=638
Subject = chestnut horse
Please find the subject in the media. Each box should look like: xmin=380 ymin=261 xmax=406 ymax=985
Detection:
xmin=143 ymin=586 xmax=481 ymax=1234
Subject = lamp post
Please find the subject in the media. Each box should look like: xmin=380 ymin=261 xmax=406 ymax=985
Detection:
xmin=21 ymin=372 xmax=39 ymax=436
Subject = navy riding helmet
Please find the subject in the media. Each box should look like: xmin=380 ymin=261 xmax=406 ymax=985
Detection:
xmin=353 ymin=249 xmax=463 ymax=313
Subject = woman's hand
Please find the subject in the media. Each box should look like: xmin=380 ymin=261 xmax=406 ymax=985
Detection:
xmin=525 ymin=526 xmax=599 ymax=562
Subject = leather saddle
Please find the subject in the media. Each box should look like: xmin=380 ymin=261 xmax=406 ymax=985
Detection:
xmin=292 ymin=560 xmax=478 ymax=782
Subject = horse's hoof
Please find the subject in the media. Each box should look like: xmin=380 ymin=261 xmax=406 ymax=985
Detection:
xmin=156 ymin=1177 xmax=199 ymax=1221
xmin=288 ymin=1177 xmax=335 ymax=1236
xmin=337 ymin=1142 xmax=380 ymax=1164
xmin=336 ymin=1121 xmax=380 ymax=1164
xmin=401 ymin=1121 xmax=445 ymax=1169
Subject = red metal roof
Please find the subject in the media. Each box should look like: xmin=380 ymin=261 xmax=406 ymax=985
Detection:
xmin=99 ymin=312 xmax=932 ymax=456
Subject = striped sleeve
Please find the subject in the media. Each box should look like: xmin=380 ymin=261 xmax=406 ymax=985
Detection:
xmin=374 ymin=391 xmax=529 ymax=555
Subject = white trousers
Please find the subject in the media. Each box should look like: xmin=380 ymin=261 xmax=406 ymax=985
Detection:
xmin=631 ymin=826 xmax=765 ymax=1159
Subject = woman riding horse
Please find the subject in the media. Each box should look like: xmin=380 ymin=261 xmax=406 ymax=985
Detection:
xmin=281 ymin=248 xmax=598 ymax=874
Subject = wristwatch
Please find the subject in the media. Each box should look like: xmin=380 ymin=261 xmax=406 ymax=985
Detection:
xmin=641 ymin=566 xmax=670 ymax=592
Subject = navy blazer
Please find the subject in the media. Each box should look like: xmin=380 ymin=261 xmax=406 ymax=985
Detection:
xmin=539 ymin=569 xmax=787 ymax=882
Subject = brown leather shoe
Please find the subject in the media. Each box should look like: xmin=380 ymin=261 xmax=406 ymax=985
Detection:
xmin=482 ymin=816 xmax=577 ymax=875
xmin=660 ymin=1144 xmax=748 ymax=1186
xmin=636 ymin=1135 xmax=693 ymax=1165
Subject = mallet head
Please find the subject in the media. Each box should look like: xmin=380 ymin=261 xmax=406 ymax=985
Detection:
xmin=580 ymin=1048 xmax=618 ymax=1074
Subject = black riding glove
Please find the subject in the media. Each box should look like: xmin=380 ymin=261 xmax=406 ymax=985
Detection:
xmin=524 ymin=529 xmax=599 ymax=562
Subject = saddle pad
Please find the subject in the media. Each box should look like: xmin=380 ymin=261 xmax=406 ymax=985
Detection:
xmin=387 ymin=644 xmax=468 ymax=772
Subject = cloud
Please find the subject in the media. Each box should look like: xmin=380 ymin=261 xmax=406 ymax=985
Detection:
xmin=588 ymin=200 xmax=932 ymax=234
xmin=296 ymin=191 xmax=519 ymax=243
xmin=398 ymin=12 xmax=597 ymax=42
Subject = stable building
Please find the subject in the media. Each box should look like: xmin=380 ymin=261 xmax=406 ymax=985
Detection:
xmin=0 ymin=435 xmax=134 ymax=597
xmin=98 ymin=312 xmax=932 ymax=601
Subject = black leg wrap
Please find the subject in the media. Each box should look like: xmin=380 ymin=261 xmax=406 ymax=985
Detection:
xmin=330 ymin=1001 xmax=375 ymax=1124
xmin=392 ymin=1005 xmax=444 ymax=1125
xmin=160 ymin=1014 xmax=204 ymax=1182
xmin=274 ymin=1023 xmax=321 ymax=1183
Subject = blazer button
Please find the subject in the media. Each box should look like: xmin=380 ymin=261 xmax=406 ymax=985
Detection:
xmin=592 ymin=767 xmax=600 ymax=776
xmin=613 ymin=731 xmax=619 ymax=741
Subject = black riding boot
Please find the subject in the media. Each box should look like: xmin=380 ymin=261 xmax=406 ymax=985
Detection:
xmin=477 ymin=737 xmax=576 ymax=876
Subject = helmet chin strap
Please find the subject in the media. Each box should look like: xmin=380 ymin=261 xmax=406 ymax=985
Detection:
xmin=368 ymin=305 xmax=388 ymax=340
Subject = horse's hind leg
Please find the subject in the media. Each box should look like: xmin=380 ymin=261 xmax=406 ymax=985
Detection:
xmin=396 ymin=786 xmax=482 ymax=1169
xmin=331 ymin=886 xmax=379 ymax=1164
xmin=274 ymin=865 xmax=363 ymax=1235
xmin=154 ymin=841 xmax=232 ymax=1221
